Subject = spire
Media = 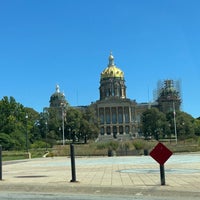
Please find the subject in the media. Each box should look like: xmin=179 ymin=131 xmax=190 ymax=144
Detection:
xmin=108 ymin=52 xmax=114 ymax=66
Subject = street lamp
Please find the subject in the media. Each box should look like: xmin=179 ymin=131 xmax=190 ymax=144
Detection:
xmin=173 ymin=102 xmax=178 ymax=144
xmin=25 ymin=114 xmax=28 ymax=152
xmin=61 ymin=103 xmax=66 ymax=145
xmin=68 ymin=128 xmax=71 ymax=141
xmin=45 ymin=121 xmax=48 ymax=151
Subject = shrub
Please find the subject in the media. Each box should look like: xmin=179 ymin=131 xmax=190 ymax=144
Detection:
xmin=31 ymin=141 xmax=50 ymax=149
xmin=132 ymin=139 xmax=145 ymax=150
xmin=198 ymin=137 xmax=200 ymax=146
xmin=96 ymin=143 xmax=108 ymax=150
xmin=107 ymin=141 xmax=119 ymax=151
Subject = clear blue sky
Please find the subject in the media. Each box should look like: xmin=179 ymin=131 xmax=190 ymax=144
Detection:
xmin=0 ymin=0 xmax=200 ymax=118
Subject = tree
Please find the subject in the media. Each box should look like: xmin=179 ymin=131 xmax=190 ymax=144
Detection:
xmin=0 ymin=96 xmax=41 ymax=150
xmin=80 ymin=106 xmax=99 ymax=140
xmin=65 ymin=107 xmax=82 ymax=142
xmin=194 ymin=118 xmax=200 ymax=136
xmin=24 ymin=107 xmax=40 ymax=144
xmin=165 ymin=111 xmax=195 ymax=140
xmin=176 ymin=111 xmax=194 ymax=139
xmin=0 ymin=96 xmax=26 ymax=134
xmin=141 ymin=108 xmax=169 ymax=140
xmin=0 ymin=133 xmax=14 ymax=150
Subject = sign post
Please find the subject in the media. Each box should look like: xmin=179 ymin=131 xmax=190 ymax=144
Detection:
xmin=160 ymin=164 xmax=165 ymax=185
xmin=150 ymin=142 xmax=173 ymax=185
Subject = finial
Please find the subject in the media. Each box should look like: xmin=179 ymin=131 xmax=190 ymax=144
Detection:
xmin=108 ymin=51 xmax=114 ymax=66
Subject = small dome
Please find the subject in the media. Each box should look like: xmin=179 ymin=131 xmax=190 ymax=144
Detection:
xmin=50 ymin=91 xmax=65 ymax=101
xmin=49 ymin=85 xmax=67 ymax=107
xmin=101 ymin=53 xmax=124 ymax=79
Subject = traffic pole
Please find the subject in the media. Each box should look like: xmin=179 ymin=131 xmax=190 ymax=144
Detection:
xmin=160 ymin=164 xmax=165 ymax=185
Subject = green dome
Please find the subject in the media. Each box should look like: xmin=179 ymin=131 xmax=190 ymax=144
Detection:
xmin=49 ymin=85 xmax=67 ymax=107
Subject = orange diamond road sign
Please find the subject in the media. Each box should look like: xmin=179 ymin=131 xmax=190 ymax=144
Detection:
xmin=150 ymin=142 xmax=173 ymax=165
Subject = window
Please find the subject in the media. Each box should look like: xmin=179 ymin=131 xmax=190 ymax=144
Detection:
xmin=124 ymin=107 xmax=129 ymax=123
xmin=119 ymin=126 xmax=123 ymax=134
xmin=112 ymin=107 xmax=117 ymax=123
xmin=106 ymin=108 xmax=110 ymax=124
xmin=100 ymin=127 xmax=104 ymax=135
xmin=118 ymin=107 xmax=123 ymax=123
xmin=106 ymin=126 xmax=111 ymax=135
xmin=125 ymin=126 xmax=130 ymax=134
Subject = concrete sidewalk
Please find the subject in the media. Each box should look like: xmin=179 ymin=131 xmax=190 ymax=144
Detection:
xmin=0 ymin=154 xmax=200 ymax=196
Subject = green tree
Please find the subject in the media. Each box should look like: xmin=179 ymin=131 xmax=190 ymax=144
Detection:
xmin=141 ymin=108 xmax=168 ymax=140
xmin=0 ymin=133 xmax=14 ymax=150
xmin=176 ymin=111 xmax=194 ymax=139
xmin=80 ymin=106 xmax=99 ymax=140
xmin=0 ymin=96 xmax=26 ymax=134
xmin=0 ymin=96 xmax=41 ymax=150
xmin=194 ymin=118 xmax=200 ymax=136
xmin=24 ymin=107 xmax=40 ymax=144
xmin=66 ymin=107 xmax=82 ymax=142
xmin=166 ymin=111 xmax=195 ymax=140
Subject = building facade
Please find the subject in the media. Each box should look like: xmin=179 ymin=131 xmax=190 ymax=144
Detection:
xmin=91 ymin=53 xmax=181 ymax=141
xmin=91 ymin=53 xmax=148 ymax=141
xmin=49 ymin=54 xmax=182 ymax=141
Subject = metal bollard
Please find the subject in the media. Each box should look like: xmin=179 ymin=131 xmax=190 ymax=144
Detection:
xmin=0 ymin=145 xmax=2 ymax=180
xmin=70 ymin=143 xmax=77 ymax=182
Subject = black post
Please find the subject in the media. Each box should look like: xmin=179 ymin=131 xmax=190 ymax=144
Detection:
xmin=25 ymin=114 xmax=28 ymax=153
xmin=160 ymin=164 xmax=165 ymax=185
xmin=0 ymin=145 xmax=2 ymax=180
xmin=70 ymin=143 xmax=76 ymax=182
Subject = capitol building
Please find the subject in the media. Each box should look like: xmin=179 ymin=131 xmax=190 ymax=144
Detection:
xmin=50 ymin=53 xmax=181 ymax=141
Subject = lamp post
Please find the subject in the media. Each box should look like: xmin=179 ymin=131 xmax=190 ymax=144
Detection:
xmin=173 ymin=102 xmax=178 ymax=144
xmin=61 ymin=103 xmax=65 ymax=145
xmin=45 ymin=121 xmax=48 ymax=151
xmin=68 ymin=128 xmax=71 ymax=142
xmin=25 ymin=114 xmax=28 ymax=152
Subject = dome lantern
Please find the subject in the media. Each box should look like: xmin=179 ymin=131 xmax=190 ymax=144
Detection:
xmin=101 ymin=53 xmax=124 ymax=80
xmin=108 ymin=52 xmax=115 ymax=66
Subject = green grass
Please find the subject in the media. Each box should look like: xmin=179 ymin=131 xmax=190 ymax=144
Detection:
xmin=2 ymin=151 xmax=27 ymax=161
xmin=2 ymin=148 xmax=48 ymax=161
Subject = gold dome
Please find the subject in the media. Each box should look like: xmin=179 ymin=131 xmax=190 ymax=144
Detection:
xmin=101 ymin=53 xmax=124 ymax=79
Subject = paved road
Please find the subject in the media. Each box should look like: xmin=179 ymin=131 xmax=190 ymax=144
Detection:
xmin=0 ymin=192 xmax=200 ymax=200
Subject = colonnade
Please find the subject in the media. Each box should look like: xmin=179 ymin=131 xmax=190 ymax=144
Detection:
xmin=98 ymin=105 xmax=134 ymax=136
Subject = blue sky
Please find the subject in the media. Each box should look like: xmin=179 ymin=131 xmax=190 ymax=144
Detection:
xmin=0 ymin=0 xmax=200 ymax=118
